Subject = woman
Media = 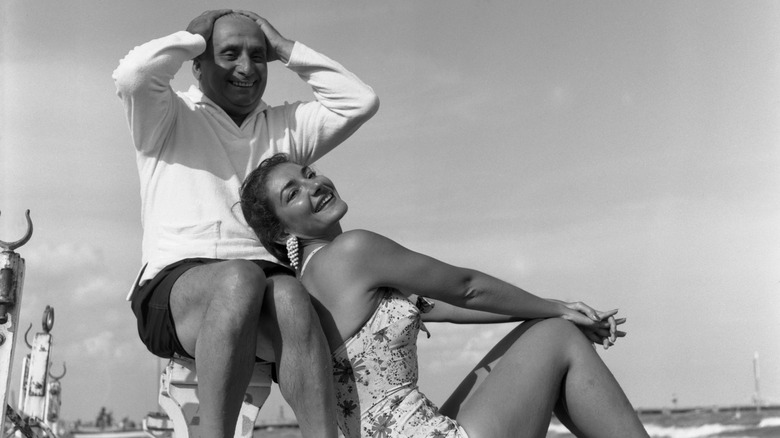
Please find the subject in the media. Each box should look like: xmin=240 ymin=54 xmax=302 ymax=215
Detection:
xmin=240 ymin=154 xmax=649 ymax=438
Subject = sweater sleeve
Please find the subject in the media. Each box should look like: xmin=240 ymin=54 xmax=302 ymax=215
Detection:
xmin=113 ymin=31 xmax=206 ymax=155
xmin=282 ymin=42 xmax=380 ymax=165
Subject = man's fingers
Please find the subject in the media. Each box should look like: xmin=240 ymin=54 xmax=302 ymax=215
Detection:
xmin=234 ymin=9 xmax=261 ymax=21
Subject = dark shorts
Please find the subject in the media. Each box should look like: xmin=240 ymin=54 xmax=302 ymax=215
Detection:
xmin=129 ymin=258 xmax=293 ymax=360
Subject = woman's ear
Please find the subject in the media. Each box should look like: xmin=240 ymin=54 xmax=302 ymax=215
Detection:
xmin=273 ymin=232 xmax=290 ymax=245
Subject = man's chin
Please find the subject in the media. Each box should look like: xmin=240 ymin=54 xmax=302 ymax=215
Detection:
xmin=226 ymin=99 xmax=260 ymax=115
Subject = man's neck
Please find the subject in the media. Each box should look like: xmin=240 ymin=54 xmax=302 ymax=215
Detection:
xmin=230 ymin=113 xmax=247 ymax=127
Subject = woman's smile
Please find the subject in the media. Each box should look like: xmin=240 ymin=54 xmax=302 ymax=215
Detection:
xmin=314 ymin=192 xmax=335 ymax=212
xmin=264 ymin=162 xmax=348 ymax=240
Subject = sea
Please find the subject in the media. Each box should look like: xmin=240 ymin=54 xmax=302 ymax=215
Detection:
xmin=251 ymin=406 xmax=780 ymax=438
xmin=58 ymin=406 xmax=780 ymax=437
xmin=547 ymin=406 xmax=780 ymax=438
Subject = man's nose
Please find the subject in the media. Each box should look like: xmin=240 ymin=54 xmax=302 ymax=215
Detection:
xmin=235 ymin=54 xmax=251 ymax=74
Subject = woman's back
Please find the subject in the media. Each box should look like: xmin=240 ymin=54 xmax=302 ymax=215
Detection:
xmin=297 ymin=234 xmax=387 ymax=351
xmin=299 ymin=238 xmax=468 ymax=438
xmin=331 ymin=290 xmax=453 ymax=437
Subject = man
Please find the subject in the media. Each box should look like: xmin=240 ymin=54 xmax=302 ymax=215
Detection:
xmin=113 ymin=9 xmax=378 ymax=438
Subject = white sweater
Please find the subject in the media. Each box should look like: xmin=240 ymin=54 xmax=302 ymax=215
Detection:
xmin=114 ymin=31 xmax=378 ymax=295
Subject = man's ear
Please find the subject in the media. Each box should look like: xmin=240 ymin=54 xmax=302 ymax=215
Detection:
xmin=192 ymin=59 xmax=201 ymax=81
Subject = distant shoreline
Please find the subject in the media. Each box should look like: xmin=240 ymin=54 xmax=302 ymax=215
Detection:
xmin=636 ymin=404 xmax=780 ymax=416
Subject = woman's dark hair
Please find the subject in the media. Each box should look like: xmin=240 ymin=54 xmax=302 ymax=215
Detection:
xmin=240 ymin=153 xmax=292 ymax=264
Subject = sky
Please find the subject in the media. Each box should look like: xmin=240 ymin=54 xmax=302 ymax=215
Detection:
xmin=2 ymin=0 xmax=779 ymax=425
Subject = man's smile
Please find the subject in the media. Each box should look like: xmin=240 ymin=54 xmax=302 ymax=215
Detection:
xmin=229 ymin=79 xmax=256 ymax=88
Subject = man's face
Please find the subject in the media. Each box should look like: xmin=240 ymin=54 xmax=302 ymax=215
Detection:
xmin=194 ymin=15 xmax=268 ymax=123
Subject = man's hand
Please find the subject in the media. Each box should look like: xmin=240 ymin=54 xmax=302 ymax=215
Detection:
xmin=234 ymin=10 xmax=295 ymax=63
xmin=186 ymin=9 xmax=233 ymax=41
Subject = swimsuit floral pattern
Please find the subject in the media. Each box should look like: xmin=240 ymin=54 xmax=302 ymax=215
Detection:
xmin=331 ymin=289 xmax=468 ymax=438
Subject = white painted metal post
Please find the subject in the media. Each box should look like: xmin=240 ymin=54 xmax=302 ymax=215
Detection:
xmin=0 ymin=210 xmax=33 ymax=436
xmin=21 ymin=333 xmax=51 ymax=421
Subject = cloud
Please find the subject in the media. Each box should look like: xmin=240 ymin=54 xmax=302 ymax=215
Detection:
xmin=72 ymin=275 xmax=125 ymax=304
xmin=82 ymin=330 xmax=115 ymax=356
xmin=23 ymin=242 xmax=104 ymax=277
xmin=419 ymin=324 xmax=517 ymax=369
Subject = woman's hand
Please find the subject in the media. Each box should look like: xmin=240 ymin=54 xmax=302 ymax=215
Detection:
xmin=551 ymin=300 xmax=627 ymax=349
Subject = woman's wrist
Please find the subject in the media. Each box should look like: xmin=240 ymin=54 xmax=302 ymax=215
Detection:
xmin=547 ymin=299 xmax=570 ymax=318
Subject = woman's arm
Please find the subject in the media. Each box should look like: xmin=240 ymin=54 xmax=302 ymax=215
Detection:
xmin=418 ymin=297 xmax=624 ymax=348
xmin=341 ymin=230 xmax=608 ymax=328
xmin=417 ymin=298 xmax=524 ymax=324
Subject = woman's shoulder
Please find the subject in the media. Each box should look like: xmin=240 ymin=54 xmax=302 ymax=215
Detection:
xmin=330 ymin=229 xmax=394 ymax=259
xmin=334 ymin=229 xmax=388 ymax=245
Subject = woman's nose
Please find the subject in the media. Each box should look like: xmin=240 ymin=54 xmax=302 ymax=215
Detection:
xmin=307 ymin=179 xmax=324 ymax=194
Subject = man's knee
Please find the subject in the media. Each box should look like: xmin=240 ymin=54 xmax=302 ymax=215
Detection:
xmin=264 ymin=275 xmax=320 ymax=335
xmin=219 ymin=260 xmax=268 ymax=291
xmin=211 ymin=260 xmax=268 ymax=315
xmin=267 ymin=275 xmax=312 ymax=312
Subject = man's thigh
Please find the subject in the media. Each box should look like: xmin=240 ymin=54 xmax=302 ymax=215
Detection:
xmin=170 ymin=259 xmax=290 ymax=358
xmin=254 ymin=273 xmax=316 ymax=361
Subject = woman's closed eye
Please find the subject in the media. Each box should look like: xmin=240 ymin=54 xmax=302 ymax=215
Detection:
xmin=286 ymin=188 xmax=299 ymax=202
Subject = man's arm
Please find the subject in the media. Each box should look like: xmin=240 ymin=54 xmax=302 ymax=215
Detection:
xmin=112 ymin=10 xmax=229 ymax=155
xmin=238 ymin=12 xmax=379 ymax=164
xmin=113 ymin=31 xmax=204 ymax=155
xmin=286 ymin=44 xmax=380 ymax=163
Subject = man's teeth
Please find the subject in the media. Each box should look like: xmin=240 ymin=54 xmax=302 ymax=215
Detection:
xmin=230 ymin=80 xmax=254 ymax=87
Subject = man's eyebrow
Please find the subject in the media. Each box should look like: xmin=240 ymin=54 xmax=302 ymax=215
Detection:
xmin=216 ymin=44 xmax=240 ymax=52
xmin=216 ymin=42 xmax=266 ymax=54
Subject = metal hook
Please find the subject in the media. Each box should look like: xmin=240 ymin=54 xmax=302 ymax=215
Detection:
xmin=49 ymin=362 xmax=67 ymax=380
xmin=42 ymin=305 xmax=54 ymax=333
xmin=24 ymin=323 xmax=33 ymax=349
xmin=0 ymin=210 xmax=34 ymax=251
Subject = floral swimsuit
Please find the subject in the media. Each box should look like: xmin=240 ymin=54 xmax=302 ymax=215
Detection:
xmin=330 ymin=290 xmax=469 ymax=438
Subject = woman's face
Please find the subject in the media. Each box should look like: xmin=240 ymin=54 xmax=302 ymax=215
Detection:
xmin=265 ymin=162 xmax=348 ymax=240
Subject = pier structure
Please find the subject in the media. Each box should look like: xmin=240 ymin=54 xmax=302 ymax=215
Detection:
xmin=1 ymin=210 xmax=34 ymax=436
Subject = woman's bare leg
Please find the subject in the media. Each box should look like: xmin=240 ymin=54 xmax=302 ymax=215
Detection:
xmin=442 ymin=319 xmax=648 ymax=438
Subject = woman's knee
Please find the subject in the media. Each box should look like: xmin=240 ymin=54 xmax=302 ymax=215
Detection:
xmin=529 ymin=318 xmax=588 ymax=349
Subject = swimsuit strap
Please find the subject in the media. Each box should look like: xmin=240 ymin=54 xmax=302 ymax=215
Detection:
xmin=299 ymin=245 xmax=326 ymax=278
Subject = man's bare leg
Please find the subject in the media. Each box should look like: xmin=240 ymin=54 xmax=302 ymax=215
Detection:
xmin=257 ymin=274 xmax=338 ymax=437
xmin=170 ymin=260 xmax=338 ymax=438
xmin=171 ymin=260 xmax=266 ymax=438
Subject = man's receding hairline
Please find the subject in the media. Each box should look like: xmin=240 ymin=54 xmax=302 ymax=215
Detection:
xmin=206 ymin=13 xmax=263 ymax=53
xmin=214 ymin=12 xmax=259 ymax=27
